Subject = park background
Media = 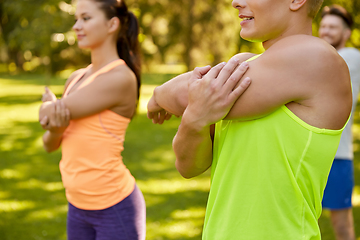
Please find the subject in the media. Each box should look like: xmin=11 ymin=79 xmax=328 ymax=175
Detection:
xmin=1 ymin=0 xmax=360 ymax=239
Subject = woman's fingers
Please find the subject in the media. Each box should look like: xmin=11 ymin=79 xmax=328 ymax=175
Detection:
xmin=40 ymin=116 xmax=49 ymax=129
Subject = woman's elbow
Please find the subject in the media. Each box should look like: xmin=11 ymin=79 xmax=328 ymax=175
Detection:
xmin=42 ymin=144 xmax=58 ymax=153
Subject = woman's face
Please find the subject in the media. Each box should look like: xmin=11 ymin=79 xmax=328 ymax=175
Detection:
xmin=73 ymin=0 xmax=111 ymax=49
xmin=232 ymin=0 xmax=291 ymax=43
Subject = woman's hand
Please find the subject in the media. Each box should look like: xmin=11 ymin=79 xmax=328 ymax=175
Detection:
xmin=40 ymin=100 xmax=70 ymax=134
xmin=42 ymin=86 xmax=57 ymax=102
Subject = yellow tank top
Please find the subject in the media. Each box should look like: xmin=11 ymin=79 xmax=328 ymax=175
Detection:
xmin=202 ymin=55 xmax=348 ymax=239
xmin=61 ymin=59 xmax=135 ymax=210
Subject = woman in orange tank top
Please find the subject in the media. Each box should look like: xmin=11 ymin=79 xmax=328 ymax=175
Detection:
xmin=39 ymin=0 xmax=145 ymax=239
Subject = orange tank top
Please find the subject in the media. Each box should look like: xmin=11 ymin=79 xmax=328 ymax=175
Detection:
xmin=60 ymin=59 xmax=135 ymax=210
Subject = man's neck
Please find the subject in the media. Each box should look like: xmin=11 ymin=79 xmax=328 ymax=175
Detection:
xmin=262 ymin=17 xmax=313 ymax=50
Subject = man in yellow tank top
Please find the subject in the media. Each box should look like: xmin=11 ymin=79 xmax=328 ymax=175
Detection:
xmin=147 ymin=0 xmax=352 ymax=239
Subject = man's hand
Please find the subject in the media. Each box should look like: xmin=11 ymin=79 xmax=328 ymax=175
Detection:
xmin=183 ymin=58 xmax=251 ymax=129
xmin=147 ymin=95 xmax=174 ymax=124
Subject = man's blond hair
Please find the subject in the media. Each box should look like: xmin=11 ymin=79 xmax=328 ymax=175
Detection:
xmin=307 ymin=0 xmax=324 ymax=18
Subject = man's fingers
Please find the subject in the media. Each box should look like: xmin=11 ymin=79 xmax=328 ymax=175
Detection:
xmin=216 ymin=58 xmax=243 ymax=86
xmin=192 ymin=65 xmax=211 ymax=79
xmin=157 ymin=110 xmax=167 ymax=124
xmin=152 ymin=112 xmax=159 ymax=124
xmin=228 ymin=77 xmax=251 ymax=102
xmin=223 ymin=61 xmax=249 ymax=93
xmin=165 ymin=112 xmax=172 ymax=121
xmin=147 ymin=111 xmax=154 ymax=120
xmin=202 ymin=62 xmax=226 ymax=81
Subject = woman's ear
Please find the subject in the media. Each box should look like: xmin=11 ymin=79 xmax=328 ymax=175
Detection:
xmin=289 ymin=0 xmax=307 ymax=11
xmin=108 ymin=17 xmax=120 ymax=34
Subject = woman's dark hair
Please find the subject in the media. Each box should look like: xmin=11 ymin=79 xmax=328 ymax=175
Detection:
xmin=321 ymin=5 xmax=353 ymax=29
xmin=93 ymin=0 xmax=141 ymax=100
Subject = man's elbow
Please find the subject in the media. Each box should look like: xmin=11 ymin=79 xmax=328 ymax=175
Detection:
xmin=175 ymin=162 xmax=195 ymax=179
xmin=175 ymin=160 xmax=206 ymax=179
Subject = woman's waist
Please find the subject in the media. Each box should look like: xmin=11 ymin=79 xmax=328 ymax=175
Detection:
xmin=60 ymin=159 xmax=133 ymax=192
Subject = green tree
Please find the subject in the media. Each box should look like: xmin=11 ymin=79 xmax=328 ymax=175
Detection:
xmin=0 ymin=0 xmax=359 ymax=75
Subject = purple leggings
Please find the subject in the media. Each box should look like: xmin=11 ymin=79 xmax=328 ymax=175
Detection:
xmin=67 ymin=184 xmax=146 ymax=240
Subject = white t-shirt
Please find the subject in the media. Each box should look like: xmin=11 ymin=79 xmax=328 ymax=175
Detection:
xmin=335 ymin=47 xmax=360 ymax=160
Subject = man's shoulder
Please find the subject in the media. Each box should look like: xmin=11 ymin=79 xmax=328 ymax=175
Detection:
xmin=231 ymin=52 xmax=257 ymax=62
xmin=263 ymin=35 xmax=346 ymax=76
xmin=270 ymin=35 xmax=339 ymax=62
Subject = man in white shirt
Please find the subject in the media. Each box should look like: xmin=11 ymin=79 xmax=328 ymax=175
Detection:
xmin=319 ymin=5 xmax=360 ymax=240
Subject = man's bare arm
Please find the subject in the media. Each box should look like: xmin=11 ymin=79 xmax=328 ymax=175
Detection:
xmin=174 ymin=59 xmax=251 ymax=178
xmin=147 ymin=53 xmax=255 ymax=123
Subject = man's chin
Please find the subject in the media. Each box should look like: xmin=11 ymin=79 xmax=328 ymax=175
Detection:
xmin=240 ymin=36 xmax=263 ymax=43
xmin=240 ymin=32 xmax=263 ymax=43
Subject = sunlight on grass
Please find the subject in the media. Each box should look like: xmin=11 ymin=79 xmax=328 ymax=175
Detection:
xmin=147 ymin=219 xmax=203 ymax=239
xmin=139 ymin=84 xmax=157 ymax=114
xmin=0 ymin=200 xmax=35 ymax=212
xmin=0 ymin=102 xmax=41 ymax=123
xmin=0 ymin=191 xmax=10 ymax=199
xmin=25 ymin=204 xmax=68 ymax=221
xmin=138 ymin=179 xmax=210 ymax=194
xmin=0 ymin=168 xmax=23 ymax=179
xmin=353 ymin=185 xmax=360 ymax=207
xmin=171 ymin=207 xmax=206 ymax=220
xmin=43 ymin=182 xmax=64 ymax=192
xmin=16 ymin=178 xmax=44 ymax=189
xmin=0 ymin=78 xmax=64 ymax=96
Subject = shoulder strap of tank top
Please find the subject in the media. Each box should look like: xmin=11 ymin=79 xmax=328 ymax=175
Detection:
xmin=78 ymin=59 xmax=125 ymax=90
xmin=63 ymin=59 xmax=125 ymax=97
xmin=63 ymin=67 xmax=89 ymax=97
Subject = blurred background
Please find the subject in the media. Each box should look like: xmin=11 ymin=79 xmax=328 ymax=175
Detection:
xmin=0 ymin=0 xmax=360 ymax=239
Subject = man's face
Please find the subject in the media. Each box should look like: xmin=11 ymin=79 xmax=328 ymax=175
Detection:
xmin=319 ymin=15 xmax=347 ymax=49
xmin=232 ymin=0 xmax=290 ymax=43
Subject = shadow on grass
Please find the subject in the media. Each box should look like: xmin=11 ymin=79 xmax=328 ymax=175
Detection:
xmin=5 ymin=73 xmax=360 ymax=240
xmin=0 ymin=95 xmax=43 ymax=106
xmin=0 ymin=73 xmax=209 ymax=240
xmin=0 ymin=121 xmax=67 ymax=240
xmin=0 ymin=115 xmax=209 ymax=240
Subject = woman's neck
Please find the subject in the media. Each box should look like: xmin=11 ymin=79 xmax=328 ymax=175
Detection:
xmin=90 ymin=41 xmax=119 ymax=72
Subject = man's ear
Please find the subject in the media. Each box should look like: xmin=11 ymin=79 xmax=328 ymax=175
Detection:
xmin=108 ymin=17 xmax=120 ymax=34
xmin=344 ymin=28 xmax=352 ymax=42
xmin=289 ymin=0 xmax=307 ymax=11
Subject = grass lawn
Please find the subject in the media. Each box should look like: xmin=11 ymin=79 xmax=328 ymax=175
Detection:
xmin=0 ymin=73 xmax=359 ymax=240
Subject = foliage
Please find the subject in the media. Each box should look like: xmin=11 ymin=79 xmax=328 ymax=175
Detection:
xmin=0 ymin=0 xmax=359 ymax=74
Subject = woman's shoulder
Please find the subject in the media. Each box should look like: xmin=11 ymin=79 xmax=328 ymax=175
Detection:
xmin=64 ymin=68 xmax=87 ymax=89
xmin=98 ymin=63 xmax=137 ymax=88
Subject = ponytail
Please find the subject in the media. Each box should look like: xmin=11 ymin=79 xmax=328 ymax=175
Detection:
xmin=116 ymin=12 xmax=141 ymax=100
xmin=94 ymin=0 xmax=141 ymax=100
